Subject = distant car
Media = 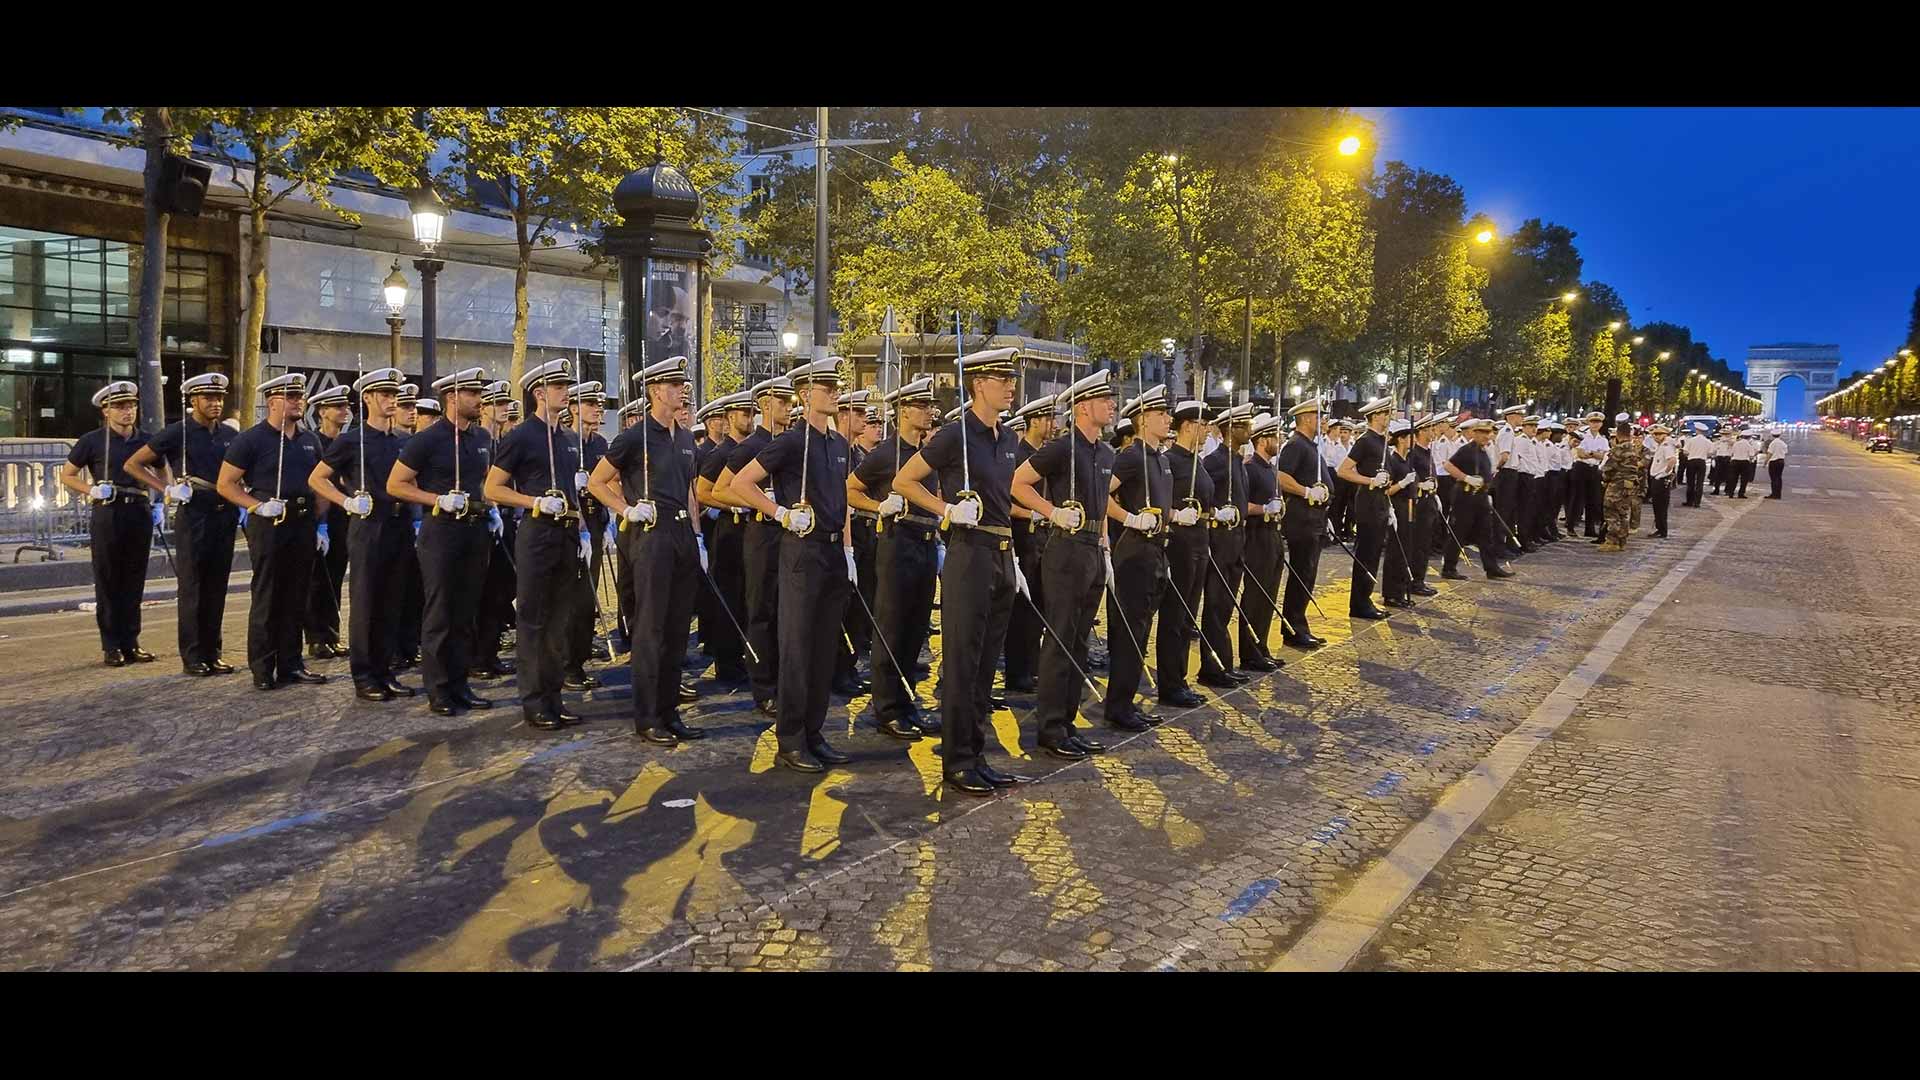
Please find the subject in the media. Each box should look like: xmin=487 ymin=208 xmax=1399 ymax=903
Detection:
xmin=1867 ymin=436 xmax=1894 ymax=453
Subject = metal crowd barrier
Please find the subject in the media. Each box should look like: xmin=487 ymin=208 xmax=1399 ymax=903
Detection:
xmin=0 ymin=439 xmax=86 ymax=561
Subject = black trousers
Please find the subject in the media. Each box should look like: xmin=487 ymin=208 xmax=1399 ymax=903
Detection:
xmin=175 ymin=501 xmax=236 ymax=665
xmin=243 ymin=507 xmax=317 ymax=680
xmin=1443 ymin=491 xmax=1504 ymax=574
xmin=1566 ymin=463 xmax=1592 ymax=531
xmin=1351 ymin=511 xmax=1386 ymax=612
xmin=612 ymin=520 xmax=636 ymax=652
xmin=346 ymin=510 xmax=408 ymax=686
xmin=1199 ymin=525 xmax=1246 ymax=676
xmin=1493 ymin=469 xmax=1521 ymax=551
xmin=419 ymin=515 xmax=490 ymax=700
xmin=1732 ymin=460 xmax=1753 ymax=496
xmin=1711 ymin=456 xmax=1731 ymax=494
xmin=516 ymin=518 xmax=582 ymax=712
xmin=1329 ymin=480 xmax=1355 ymax=538
xmin=1157 ymin=526 xmax=1208 ymax=691
xmin=742 ymin=518 xmax=782 ymax=704
xmin=1280 ymin=524 xmax=1322 ymax=639
xmin=1103 ymin=530 xmax=1165 ymax=724
xmin=1239 ymin=523 xmax=1282 ymax=661
xmin=939 ymin=529 xmax=1015 ymax=776
xmin=871 ymin=521 xmax=938 ymax=725
xmin=1650 ymin=477 xmax=1672 ymax=534
xmin=1684 ymin=458 xmax=1707 ymax=505
xmin=89 ymin=498 xmax=152 ymax=653
xmin=1035 ymin=532 xmax=1102 ymax=746
xmin=304 ymin=504 xmax=349 ymax=649
xmin=778 ymin=535 xmax=851 ymax=752
xmin=1406 ymin=494 xmax=1437 ymax=586
xmin=1003 ymin=522 xmax=1045 ymax=685
xmin=569 ymin=508 xmax=610 ymax=673
xmin=475 ymin=517 xmax=512 ymax=666
xmin=1582 ymin=463 xmax=1605 ymax=533
xmin=628 ymin=523 xmax=699 ymax=732
xmin=398 ymin=531 xmax=423 ymax=657
xmin=704 ymin=511 xmax=751 ymax=675
xmin=1382 ymin=499 xmax=1415 ymax=602
xmin=837 ymin=515 xmax=879 ymax=683
xmin=1769 ymin=458 xmax=1785 ymax=498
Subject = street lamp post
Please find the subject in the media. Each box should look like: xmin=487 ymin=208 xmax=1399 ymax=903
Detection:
xmin=407 ymin=186 xmax=448 ymax=386
xmin=382 ymin=259 xmax=409 ymax=370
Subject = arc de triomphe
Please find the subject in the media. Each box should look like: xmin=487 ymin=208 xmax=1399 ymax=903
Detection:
xmin=1745 ymin=343 xmax=1840 ymax=421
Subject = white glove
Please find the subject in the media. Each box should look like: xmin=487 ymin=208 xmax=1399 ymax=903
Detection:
xmin=1418 ymin=478 xmax=1438 ymax=494
xmin=1103 ymin=549 xmax=1117 ymax=591
xmin=1049 ymin=505 xmax=1085 ymax=531
xmin=436 ymin=491 xmax=468 ymax=514
xmin=487 ymin=507 xmax=503 ymax=536
xmin=254 ymin=498 xmax=286 ymax=520
xmin=704 ymin=507 xmax=720 ymax=521
xmin=1387 ymin=505 xmax=1399 ymax=530
xmin=698 ymin=535 xmax=710 ymax=573
xmin=1391 ymin=476 xmax=1414 ymax=493
xmin=1123 ymin=511 xmax=1157 ymax=533
xmin=151 ymin=504 xmax=166 ymax=531
xmin=345 ymin=493 xmax=373 ymax=516
xmin=877 ymin=493 xmax=906 ymax=517
xmin=1012 ymin=558 xmax=1030 ymax=598
xmin=316 ymin=523 xmax=331 ymax=556
xmin=603 ymin=523 xmax=618 ymax=556
xmin=165 ymin=481 xmax=193 ymax=504
xmin=1212 ymin=506 xmax=1238 ymax=524
xmin=1308 ymin=483 xmax=1330 ymax=505
xmin=1370 ymin=471 xmax=1391 ymax=490
xmin=534 ymin=495 xmax=567 ymax=517
xmin=777 ymin=505 xmax=814 ymax=535
xmin=1265 ymin=498 xmax=1284 ymax=516
xmin=1171 ymin=506 xmax=1200 ymax=527
xmin=577 ymin=530 xmax=591 ymax=561
xmin=573 ymin=470 xmax=590 ymax=494
xmin=1465 ymin=475 xmax=1486 ymax=492
xmin=936 ymin=542 xmax=946 ymax=575
xmin=88 ymin=481 xmax=115 ymax=501
xmin=625 ymin=500 xmax=657 ymax=526
xmin=942 ymin=497 xmax=980 ymax=528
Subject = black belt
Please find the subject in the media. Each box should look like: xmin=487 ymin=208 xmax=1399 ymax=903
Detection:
xmin=1119 ymin=528 xmax=1168 ymax=549
xmin=947 ymin=527 xmax=1011 ymax=552
xmin=724 ymin=506 xmax=753 ymax=519
xmin=850 ymin=508 xmax=879 ymax=522
xmin=1056 ymin=529 xmax=1102 ymax=549
xmin=249 ymin=491 xmax=313 ymax=516
xmin=790 ymin=528 xmax=844 ymax=545
xmin=884 ymin=520 xmax=937 ymax=542
xmin=96 ymin=486 xmax=151 ymax=505
xmin=529 ymin=509 xmax=583 ymax=527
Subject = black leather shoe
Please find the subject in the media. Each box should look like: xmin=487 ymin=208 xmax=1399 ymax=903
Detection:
xmin=1519 ymin=543 xmax=1540 ymax=554
xmin=989 ymin=694 xmax=1008 ymax=710
xmin=977 ymin=763 xmax=1029 ymax=786
xmin=285 ymin=668 xmax=329 ymax=685
xmin=1384 ymin=597 xmax=1416 ymax=610
xmin=945 ymin=769 xmax=996 ymax=796
xmin=1240 ymin=655 xmax=1281 ymax=673
xmin=1412 ymin=584 xmax=1440 ymax=596
xmin=1068 ymin=734 xmax=1108 ymax=754
xmin=831 ymin=674 xmax=866 ymax=696
xmin=1487 ymin=566 xmax=1517 ymax=579
xmin=428 ymin=696 xmax=459 ymax=716
xmin=1005 ymin=676 xmax=1037 ymax=694
xmin=309 ymin=643 xmax=339 ymax=660
xmin=562 ymin=672 xmax=595 ymax=692
xmin=809 ymin=740 xmax=851 ymax=765
xmin=553 ymin=704 xmax=584 ymax=725
xmin=755 ymin=699 xmax=779 ymax=718
xmin=1197 ymin=671 xmax=1240 ymax=690
xmin=775 ymin=749 xmax=825 ymax=773
xmin=912 ymin=713 xmax=942 ymax=734
xmin=124 ymin=647 xmax=157 ymax=663
xmin=523 ymin=709 xmax=564 ymax=731
xmin=1281 ymin=634 xmax=1320 ymax=650
xmin=382 ymin=677 xmax=416 ymax=698
xmin=1038 ymin=739 xmax=1089 ymax=760
xmin=713 ymin=665 xmax=751 ymax=685
xmin=878 ymin=718 xmax=925 ymax=740
xmin=354 ymin=683 xmax=394 ymax=702
xmin=1441 ymin=568 xmax=1470 ymax=580
xmin=453 ymin=690 xmax=492 ymax=709
xmin=679 ymin=683 xmax=699 ymax=703
xmin=638 ymin=726 xmax=680 ymax=745
xmin=1109 ymin=711 xmax=1153 ymax=732
xmin=394 ymin=652 xmax=421 ymax=670
xmin=469 ymin=662 xmax=510 ymax=680
xmin=1160 ymin=687 xmax=1204 ymax=709
xmin=208 ymin=658 xmax=236 ymax=675
xmin=253 ymin=675 xmax=280 ymax=691
xmin=182 ymin=661 xmax=211 ymax=677
xmin=665 ymin=717 xmax=706 ymax=741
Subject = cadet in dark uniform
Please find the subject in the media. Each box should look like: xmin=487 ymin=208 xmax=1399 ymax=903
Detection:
xmin=592 ymin=358 xmax=706 ymax=745
xmin=302 ymin=385 xmax=352 ymax=660
xmin=566 ymin=381 xmax=611 ymax=690
xmin=850 ymin=377 xmax=940 ymax=740
xmin=392 ymin=385 xmax=426 ymax=668
xmin=726 ymin=358 xmax=854 ymax=771
xmin=1404 ymin=416 xmax=1443 ymax=597
xmin=609 ymin=396 xmax=644 ymax=651
xmin=386 ymin=367 xmax=496 ymax=714
xmin=125 ymin=372 xmax=238 ymax=675
xmin=216 ymin=373 xmax=328 ymax=689
xmin=1440 ymin=419 xmax=1515 ymax=580
xmin=1380 ymin=418 xmax=1421 ymax=609
xmin=894 ymin=349 xmax=1024 ymax=795
xmin=1276 ymin=400 xmax=1333 ymax=648
xmin=1198 ymin=402 xmax=1254 ymax=686
xmin=1156 ymin=399 xmax=1212 ymax=708
xmin=1012 ymin=373 xmax=1115 ymax=760
xmin=833 ymin=388 xmax=875 ymax=697
xmin=1003 ymin=394 xmax=1057 ymax=696
xmin=471 ymin=381 xmax=515 ymax=682
xmin=694 ymin=391 xmax=756 ymax=685
xmin=1105 ymin=384 xmax=1174 ymax=732
xmin=62 ymin=380 xmax=155 ymax=666
xmin=309 ymin=367 xmax=414 ymax=701
xmin=1238 ymin=412 xmax=1286 ymax=670
xmin=483 ymin=358 xmax=587 ymax=731
xmin=713 ymin=376 xmax=795 ymax=717
xmin=1337 ymin=396 xmax=1395 ymax=620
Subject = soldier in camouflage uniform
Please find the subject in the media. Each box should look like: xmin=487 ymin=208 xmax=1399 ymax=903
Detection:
xmin=1596 ymin=422 xmax=1646 ymax=553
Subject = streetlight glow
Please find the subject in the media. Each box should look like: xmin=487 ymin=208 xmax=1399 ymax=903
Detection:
xmin=1375 ymin=372 xmax=1389 ymax=387
xmin=1632 ymin=336 xmax=1646 ymax=345
xmin=1561 ymin=291 xmax=1579 ymax=303
xmin=1337 ymin=135 xmax=1361 ymax=156
xmin=1221 ymin=379 xmax=1234 ymax=393
xmin=1428 ymin=379 xmax=1441 ymax=392
xmin=1474 ymin=229 xmax=1494 ymax=245
xmin=1295 ymin=359 xmax=1310 ymax=376
xmin=1608 ymin=321 xmax=1622 ymax=332
xmin=1290 ymin=384 xmax=1302 ymax=398
xmin=408 ymin=185 xmax=448 ymax=253
xmin=382 ymin=260 xmax=409 ymax=316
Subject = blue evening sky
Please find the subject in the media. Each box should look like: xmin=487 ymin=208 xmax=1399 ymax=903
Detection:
xmin=1357 ymin=107 xmax=1920 ymax=379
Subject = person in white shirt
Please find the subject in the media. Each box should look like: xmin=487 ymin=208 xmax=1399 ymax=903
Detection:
xmin=1727 ymin=431 xmax=1759 ymax=498
xmin=1323 ymin=419 xmax=1355 ymax=543
xmin=1680 ymin=429 xmax=1713 ymax=506
xmin=1646 ymin=424 xmax=1680 ymax=537
xmin=1512 ymin=415 xmax=1547 ymax=549
xmin=1765 ymin=430 xmax=1789 ymax=499
xmin=1571 ymin=412 xmax=1610 ymax=538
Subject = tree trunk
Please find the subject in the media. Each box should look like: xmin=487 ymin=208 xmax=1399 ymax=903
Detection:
xmin=135 ymin=108 xmax=172 ymax=435
xmin=240 ymin=202 xmax=269 ymax=426
xmin=511 ymin=206 xmax=531 ymax=390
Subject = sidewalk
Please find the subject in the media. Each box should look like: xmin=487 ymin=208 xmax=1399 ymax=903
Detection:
xmin=0 ymin=570 xmax=254 ymax=618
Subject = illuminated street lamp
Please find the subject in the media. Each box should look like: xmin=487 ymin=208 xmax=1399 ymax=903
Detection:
xmin=1608 ymin=321 xmax=1622 ymax=332
xmin=1337 ymin=136 xmax=1361 ymax=156
xmin=781 ymin=314 xmax=800 ymax=357
xmin=1474 ymin=228 xmax=1495 ymax=245
xmin=407 ymin=184 xmax=449 ymax=384
xmin=382 ymin=260 xmax=409 ymax=368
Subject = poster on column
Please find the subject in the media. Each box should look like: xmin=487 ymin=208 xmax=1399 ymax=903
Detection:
xmin=644 ymin=259 xmax=697 ymax=369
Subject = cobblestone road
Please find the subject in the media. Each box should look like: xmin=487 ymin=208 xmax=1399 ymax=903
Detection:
xmin=2 ymin=429 xmax=1904 ymax=970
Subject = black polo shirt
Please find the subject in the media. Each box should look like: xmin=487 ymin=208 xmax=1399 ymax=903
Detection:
xmin=396 ymin=418 xmax=491 ymax=501
xmin=1277 ymin=430 xmax=1328 ymax=535
xmin=1026 ymin=427 xmax=1114 ymax=525
xmin=605 ymin=415 xmax=696 ymax=516
xmin=855 ymin=435 xmax=937 ymax=502
xmin=71 ymin=426 xmax=150 ymax=488
xmin=321 ymin=424 xmax=408 ymax=508
xmin=1164 ymin=443 xmax=1214 ymax=510
xmin=1203 ymin=443 xmax=1249 ymax=514
xmin=493 ymin=419 xmax=584 ymax=510
xmin=755 ymin=421 xmax=850 ymax=530
xmin=727 ymin=427 xmax=775 ymax=497
xmin=1245 ymin=452 xmax=1277 ymax=508
xmin=918 ymin=409 xmax=1018 ymax=528
xmin=1449 ymin=440 xmax=1494 ymax=481
xmin=147 ymin=418 xmax=234 ymax=490
xmin=224 ymin=420 xmax=323 ymax=501
xmin=698 ymin=434 xmax=736 ymax=486
xmin=1347 ymin=427 xmax=1387 ymax=480
xmin=1110 ymin=441 xmax=1171 ymax=517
